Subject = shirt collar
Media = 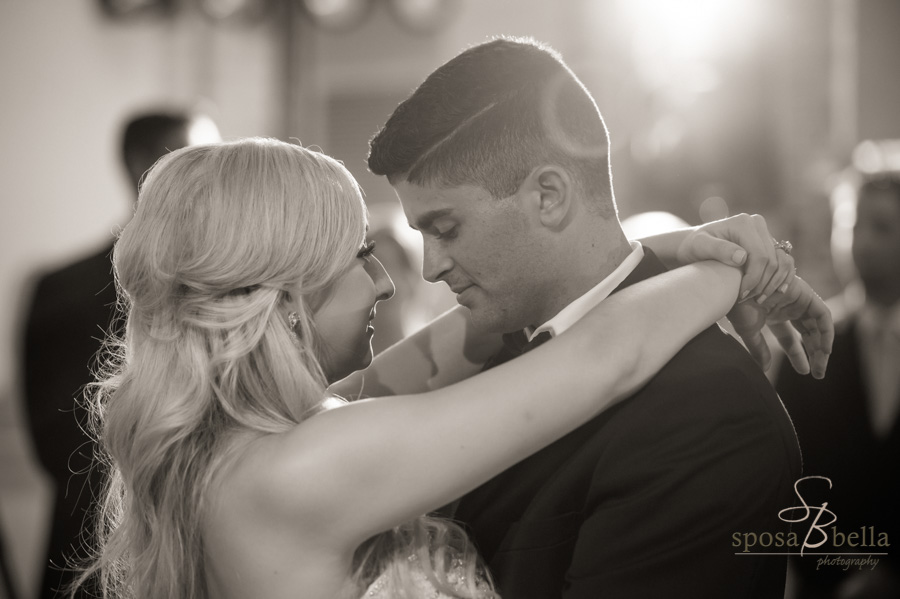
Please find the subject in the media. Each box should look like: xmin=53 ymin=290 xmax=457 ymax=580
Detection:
xmin=526 ymin=241 xmax=644 ymax=341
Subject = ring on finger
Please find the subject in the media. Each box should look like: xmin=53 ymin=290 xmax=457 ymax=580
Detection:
xmin=773 ymin=239 xmax=793 ymax=255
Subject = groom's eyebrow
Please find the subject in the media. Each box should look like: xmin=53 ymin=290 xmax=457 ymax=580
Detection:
xmin=410 ymin=208 xmax=454 ymax=231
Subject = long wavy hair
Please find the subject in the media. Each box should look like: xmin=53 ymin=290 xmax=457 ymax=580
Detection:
xmin=74 ymin=138 xmax=494 ymax=598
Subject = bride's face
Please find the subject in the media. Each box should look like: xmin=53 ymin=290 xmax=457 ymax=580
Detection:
xmin=312 ymin=242 xmax=395 ymax=383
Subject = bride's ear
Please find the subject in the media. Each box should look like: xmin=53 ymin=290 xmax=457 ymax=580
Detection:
xmin=280 ymin=291 xmax=305 ymax=341
xmin=281 ymin=289 xmax=300 ymax=321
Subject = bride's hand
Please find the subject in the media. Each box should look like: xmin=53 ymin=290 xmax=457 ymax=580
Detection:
xmin=675 ymin=213 xmax=795 ymax=303
xmin=726 ymin=276 xmax=833 ymax=379
xmin=670 ymin=213 xmax=832 ymax=375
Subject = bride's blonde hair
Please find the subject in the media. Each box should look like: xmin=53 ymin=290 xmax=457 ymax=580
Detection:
xmin=75 ymin=138 xmax=494 ymax=598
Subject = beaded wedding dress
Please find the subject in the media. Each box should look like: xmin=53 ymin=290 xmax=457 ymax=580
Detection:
xmin=362 ymin=557 xmax=492 ymax=598
xmin=363 ymin=569 xmax=454 ymax=598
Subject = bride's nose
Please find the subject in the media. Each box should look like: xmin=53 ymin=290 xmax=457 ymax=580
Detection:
xmin=368 ymin=256 xmax=395 ymax=302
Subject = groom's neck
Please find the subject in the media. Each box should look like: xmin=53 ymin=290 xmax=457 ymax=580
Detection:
xmin=530 ymin=225 xmax=633 ymax=329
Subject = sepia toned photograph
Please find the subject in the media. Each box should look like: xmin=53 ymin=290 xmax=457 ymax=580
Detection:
xmin=0 ymin=1 xmax=897 ymax=598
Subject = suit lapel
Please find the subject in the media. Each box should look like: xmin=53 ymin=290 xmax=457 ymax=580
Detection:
xmin=455 ymin=250 xmax=669 ymax=561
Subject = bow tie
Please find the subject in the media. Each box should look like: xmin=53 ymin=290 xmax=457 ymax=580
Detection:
xmin=511 ymin=330 xmax=554 ymax=353
xmin=482 ymin=330 xmax=553 ymax=371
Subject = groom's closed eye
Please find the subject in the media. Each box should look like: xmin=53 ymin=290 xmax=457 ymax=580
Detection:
xmin=410 ymin=208 xmax=455 ymax=232
xmin=433 ymin=224 xmax=458 ymax=240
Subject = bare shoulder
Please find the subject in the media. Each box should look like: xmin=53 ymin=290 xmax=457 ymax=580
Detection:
xmin=202 ymin=428 xmax=360 ymax=598
xmin=221 ymin=419 xmax=350 ymax=521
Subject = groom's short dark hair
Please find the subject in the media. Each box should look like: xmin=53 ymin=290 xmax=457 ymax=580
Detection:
xmin=368 ymin=37 xmax=615 ymax=217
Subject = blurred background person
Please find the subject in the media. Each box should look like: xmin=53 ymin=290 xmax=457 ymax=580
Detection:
xmin=20 ymin=109 xmax=220 ymax=598
xmin=775 ymin=146 xmax=900 ymax=599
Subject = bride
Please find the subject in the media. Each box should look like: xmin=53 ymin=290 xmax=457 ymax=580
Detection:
xmin=75 ymin=137 xmax=828 ymax=599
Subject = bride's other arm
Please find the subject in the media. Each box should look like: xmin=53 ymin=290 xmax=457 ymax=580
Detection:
xmin=639 ymin=213 xmax=832 ymax=376
xmin=333 ymin=213 xmax=831 ymax=400
xmin=639 ymin=213 xmax=793 ymax=302
xmin=291 ymin=261 xmax=740 ymax=550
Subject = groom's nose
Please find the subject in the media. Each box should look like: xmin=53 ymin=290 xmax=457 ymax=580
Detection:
xmin=422 ymin=239 xmax=453 ymax=283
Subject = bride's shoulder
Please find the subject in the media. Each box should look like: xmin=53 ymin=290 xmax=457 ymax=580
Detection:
xmin=241 ymin=394 xmax=348 ymax=475
xmin=209 ymin=426 xmax=321 ymax=509
xmin=210 ymin=394 xmax=383 ymax=548
xmin=219 ymin=397 xmax=357 ymax=523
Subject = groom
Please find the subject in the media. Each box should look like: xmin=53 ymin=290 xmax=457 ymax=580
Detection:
xmin=368 ymin=38 xmax=803 ymax=598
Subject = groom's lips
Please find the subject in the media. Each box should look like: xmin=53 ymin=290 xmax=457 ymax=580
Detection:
xmin=452 ymin=284 xmax=476 ymax=305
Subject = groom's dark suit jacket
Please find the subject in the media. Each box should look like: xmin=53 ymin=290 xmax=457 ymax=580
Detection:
xmin=452 ymin=250 xmax=802 ymax=599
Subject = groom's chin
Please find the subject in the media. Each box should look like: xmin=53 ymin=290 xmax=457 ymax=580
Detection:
xmin=465 ymin=305 xmax=520 ymax=335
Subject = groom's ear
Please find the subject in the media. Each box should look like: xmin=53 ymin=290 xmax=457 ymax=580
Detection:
xmin=524 ymin=165 xmax=573 ymax=229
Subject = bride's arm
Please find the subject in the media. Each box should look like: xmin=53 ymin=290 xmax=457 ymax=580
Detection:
xmin=638 ymin=214 xmax=834 ymax=374
xmin=331 ymin=214 xmax=816 ymax=399
xmin=287 ymin=261 xmax=740 ymax=547
xmin=638 ymin=213 xmax=793 ymax=302
xmin=331 ymin=213 xmax=817 ymax=400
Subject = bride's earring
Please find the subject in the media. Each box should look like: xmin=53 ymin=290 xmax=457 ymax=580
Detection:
xmin=287 ymin=311 xmax=301 ymax=343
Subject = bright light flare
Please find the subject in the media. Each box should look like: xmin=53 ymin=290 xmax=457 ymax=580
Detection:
xmin=618 ymin=0 xmax=760 ymax=59
xmin=188 ymin=116 xmax=222 ymax=145
xmin=614 ymin=0 xmax=762 ymax=93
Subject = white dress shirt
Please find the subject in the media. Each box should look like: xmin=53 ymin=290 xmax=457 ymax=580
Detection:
xmin=526 ymin=241 xmax=644 ymax=341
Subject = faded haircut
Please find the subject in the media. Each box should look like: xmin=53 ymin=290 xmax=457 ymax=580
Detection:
xmin=368 ymin=36 xmax=616 ymax=217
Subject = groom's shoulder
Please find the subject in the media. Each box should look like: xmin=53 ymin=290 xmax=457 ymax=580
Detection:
xmin=602 ymin=321 xmax=783 ymax=434
xmin=663 ymin=321 xmax=767 ymax=382
xmin=604 ymin=249 xmax=784 ymax=420
xmin=616 ymin=250 xmax=775 ymax=394
xmin=641 ymin=321 xmax=778 ymax=411
xmin=585 ymin=321 xmax=799 ymax=477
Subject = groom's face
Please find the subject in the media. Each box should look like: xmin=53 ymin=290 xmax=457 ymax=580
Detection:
xmin=393 ymin=180 xmax=548 ymax=333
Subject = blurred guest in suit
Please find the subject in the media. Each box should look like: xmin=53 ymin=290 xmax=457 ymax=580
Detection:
xmin=776 ymin=167 xmax=900 ymax=599
xmin=21 ymin=109 xmax=219 ymax=598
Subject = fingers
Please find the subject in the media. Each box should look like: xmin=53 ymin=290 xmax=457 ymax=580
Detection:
xmin=756 ymin=250 xmax=796 ymax=306
xmin=805 ymin=296 xmax=834 ymax=380
xmin=810 ymin=344 xmax=832 ymax=380
xmin=792 ymin=316 xmax=829 ymax=380
xmin=769 ymin=321 xmax=810 ymax=375
xmin=759 ymin=266 xmax=805 ymax=315
xmin=694 ymin=213 xmax=797 ymax=306
xmin=690 ymin=235 xmax=749 ymax=268
xmin=764 ymin=277 xmax=833 ymax=379
xmin=738 ymin=214 xmax=778 ymax=301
